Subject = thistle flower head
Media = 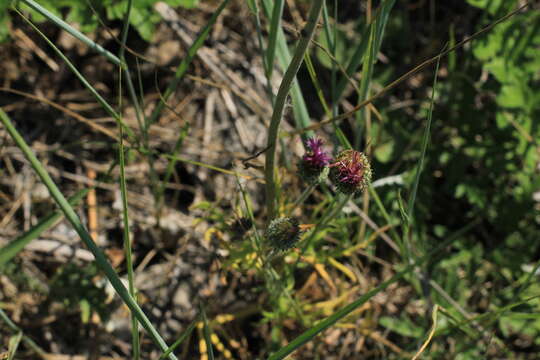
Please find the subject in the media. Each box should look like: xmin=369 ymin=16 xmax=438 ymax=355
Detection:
xmin=303 ymin=138 xmax=331 ymax=168
xmin=329 ymin=150 xmax=372 ymax=194
xmin=265 ymin=217 xmax=301 ymax=251
xmin=298 ymin=137 xmax=331 ymax=184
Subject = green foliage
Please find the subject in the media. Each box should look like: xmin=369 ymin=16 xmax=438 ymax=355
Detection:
xmin=8 ymin=0 xmax=198 ymax=42
xmin=2 ymin=0 xmax=539 ymax=358
xmin=0 ymin=1 xmax=11 ymax=43
xmin=49 ymin=262 xmax=111 ymax=323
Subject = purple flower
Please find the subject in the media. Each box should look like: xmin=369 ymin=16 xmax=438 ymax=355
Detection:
xmin=329 ymin=150 xmax=372 ymax=194
xmin=302 ymin=138 xmax=331 ymax=168
xmin=298 ymin=137 xmax=331 ymax=184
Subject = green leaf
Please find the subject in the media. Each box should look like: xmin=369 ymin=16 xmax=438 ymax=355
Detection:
xmin=0 ymin=0 xmax=11 ymax=42
xmin=379 ymin=316 xmax=424 ymax=338
xmin=80 ymin=298 xmax=91 ymax=323
xmin=129 ymin=6 xmax=160 ymax=41
xmin=497 ymin=83 xmax=526 ymax=108
xmin=167 ymin=0 xmax=199 ymax=7
xmin=0 ymin=189 xmax=88 ymax=268
xmin=374 ymin=140 xmax=394 ymax=163
xmin=7 ymin=332 xmax=22 ymax=360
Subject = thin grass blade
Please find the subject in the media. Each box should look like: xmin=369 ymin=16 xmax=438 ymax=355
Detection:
xmin=157 ymin=122 xmax=190 ymax=211
xmin=265 ymin=0 xmax=284 ymax=79
xmin=117 ymin=2 xmax=141 ymax=357
xmin=335 ymin=0 xmax=395 ymax=100
xmin=148 ymin=0 xmax=231 ymax=130
xmin=320 ymin=1 xmax=350 ymax=148
xmin=264 ymin=0 xmax=324 ymax=219
xmin=0 ymin=309 xmax=46 ymax=356
xmin=17 ymin=0 xmax=121 ymax=66
xmin=261 ymin=0 xmax=313 ymax=138
xmin=406 ymin=51 xmax=443 ymax=222
xmin=200 ymin=305 xmax=215 ymax=360
xmin=160 ymin=316 xmax=200 ymax=360
xmin=0 ymin=189 xmax=88 ymax=268
xmin=118 ymin=0 xmax=145 ymax=136
xmin=354 ymin=21 xmax=376 ymax=147
xmin=7 ymin=332 xmax=22 ymax=360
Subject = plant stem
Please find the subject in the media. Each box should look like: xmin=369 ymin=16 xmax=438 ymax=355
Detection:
xmin=264 ymin=0 xmax=324 ymax=220
xmin=288 ymin=183 xmax=316 ymax=216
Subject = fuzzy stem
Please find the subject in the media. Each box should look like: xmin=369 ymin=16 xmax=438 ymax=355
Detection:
xmin=264 ymin=0 xmax=324 ymax=220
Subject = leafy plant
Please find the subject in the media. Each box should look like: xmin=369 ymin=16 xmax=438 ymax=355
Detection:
xmin=2 ymin=0 xmax=199 ymax=42
xmin=1 ymin=0 xmax=539 ymax=359
xmin=49 ymin=262 xmax=111 ymax=323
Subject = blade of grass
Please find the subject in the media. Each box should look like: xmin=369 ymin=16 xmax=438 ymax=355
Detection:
xmin=79 ymin=0 xmax=145 ymax=135
xmin=354 ymin=20 xmax=376 ymax=148
xmin=434 ymin=295 xmax=540 ymax=339
xmin=334 ymin=20 xmax=369 ymax=100
xmin=0 ymin=309 xmax=46 ymax=356
xmin=406 ymin=51 xmax=442 ymax=223
xmin=320 ymin=1 xmax=350 ymax=149
xmin=261 ymin=0 xmax=313 ymax=139
xmin=0 ymin=109 xmax=177 ymax=360
xmin=321 ymin=1 xmax=336 ymax=106
xmin=264 ymin=0 xmax=324 ymax=220
xmin=373 ymin=0 xmax=395 ymax=62
xmin=200 ymin=305 xmax=215 ymax=360
xmin=265 ymin=0 xmax=284 ymax=79
xmin=17 ymin=0 xmax=121 ymax=66
xmin=156 ymin=122 xmax=190 ymax=213
xmin=146 ymin=0 xmax=230 ymax=210
xmin=334 ymin=0 xmax=395 ymax=101
xmin=148 ymin=0 xmax=231 ymax=131
xmin=161 ymin=153 xmax=259 ymax=182
xmin=248 ymin=0 xmax=275 ymax=103
xmin=411 ymin=305 xmax=438 ymax=360
xmin=235 ymin=175 xmax=263 ymax=251
xmin=160 ymin=316 xmax=200 ymax=360
xmin=118 ymin=37 xmax=140 ymax=359
xmin=402 ymin=49 xmax=443 ymax=263
xmin=268 ymin=223 xmax=469 ymax=360
xmin=117 ymin=0 xmax=145 ymax=136
xmin=7 ymin=332 xmax=22 ymax=360
xmin=0 ymin=189 xmax=88 ymax=268
xmin=303 ymin=44 xmax=350 ymax=148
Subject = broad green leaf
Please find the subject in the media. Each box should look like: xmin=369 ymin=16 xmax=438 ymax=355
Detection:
xmin=379 ymin=316 xmax=424 ymax=338
xmin=496 ymin=83 xmax=526 ymax=108
xmin=374 ymin=140 xmax=394 ymax=163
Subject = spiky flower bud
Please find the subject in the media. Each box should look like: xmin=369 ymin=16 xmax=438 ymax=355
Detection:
xmin=298 ymin=137 xmax=331 ymax=184
xmin=329 ymin=149 xmax=372 ymax=194
xmin=265 ymin=217 xmax=301 ymax=251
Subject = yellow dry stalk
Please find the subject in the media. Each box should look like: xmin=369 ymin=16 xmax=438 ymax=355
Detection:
xmin=302 ymin=286 xmax=363 ymax=316
xmin=342 ymin=224 xmax=394 ymax=256
xmin=198 ymin=336 xmax=207 ymax=360
xmin=313 ymin=263 xmax=337 ymax=294
xmin=204 ymin=228 xmax=224 ymax=243
xmin=327 ymin=257 xmax=357 ymax=283
xmin=196 ymin=316 xmax=236 ymax=359
xmin=215 ymin=313 xmax=235 ymax=324
xmin=210 ymin=333 xmax=234 ymax=359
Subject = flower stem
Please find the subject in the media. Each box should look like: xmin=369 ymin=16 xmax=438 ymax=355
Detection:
xmin=264 ymin=0 xmax=324 ymax=221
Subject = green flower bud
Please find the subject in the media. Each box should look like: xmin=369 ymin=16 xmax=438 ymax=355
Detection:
xmin=265 ymin=217 xmax=301 ymax=251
